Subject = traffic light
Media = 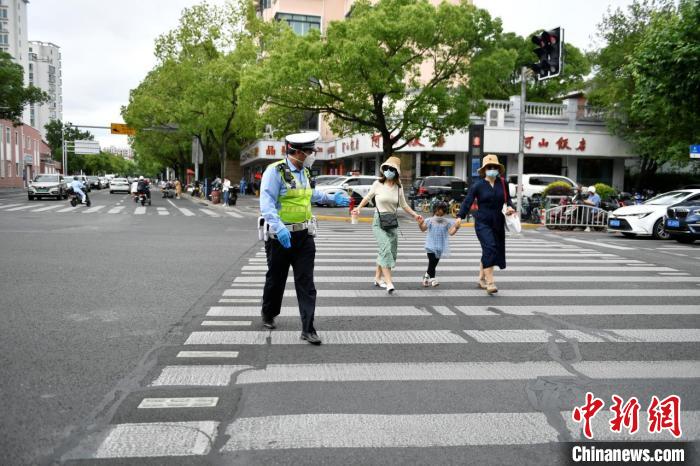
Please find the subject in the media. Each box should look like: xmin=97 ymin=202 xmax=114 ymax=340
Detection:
xmin=530 ymin=27 xmax=563 ymax=81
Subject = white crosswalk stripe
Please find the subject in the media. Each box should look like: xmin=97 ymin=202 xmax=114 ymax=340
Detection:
xmin=199 ymin=208 xmax=220 ymax=217
xmin=31 ymin=205 xmax=61 ymax=212
xmin=4 ymin=204 xmax=35 ymax=211
xmin=134 ymin=206 xmax=146 ymax=215
xmin=225 ymin=209 xmax=244 ymax=218
xmin=63 ymin=224 xmax=700 ymax=461
xmin=83 ymin=205 xmax=106 ymax=214
xmin=107 ymin=206 xmax=124 ymax=214
xmin=157 ymin=207 xmax=169 ymax=215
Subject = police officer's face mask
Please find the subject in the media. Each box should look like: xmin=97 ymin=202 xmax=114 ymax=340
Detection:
xmin=291 ymin=150 xmax=315 ymax=168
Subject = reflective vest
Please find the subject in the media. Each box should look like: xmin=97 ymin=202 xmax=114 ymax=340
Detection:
xmin=272 ymin=160 xmax=313 ymax=224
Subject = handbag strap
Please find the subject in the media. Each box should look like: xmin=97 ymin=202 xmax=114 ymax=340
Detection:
xmin=374 ymin=183 xmax=401 ymax=216
xmin=500 ymin=177 xmax=507 ymax=204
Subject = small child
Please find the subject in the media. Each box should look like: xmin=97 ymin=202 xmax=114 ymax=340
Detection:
xmin=418 ymin=201 xmax=460 ymax=287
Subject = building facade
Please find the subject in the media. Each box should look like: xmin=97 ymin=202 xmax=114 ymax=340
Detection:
xmin=0 ymin=119 xmax=51 ymax=188
xmin=27 ymin=41 xmax=62 ymax=137
xmin=0 ymin=0 xmax=29 ymax=78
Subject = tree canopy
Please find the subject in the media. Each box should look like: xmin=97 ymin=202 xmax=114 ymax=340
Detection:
xmin=0 ymin=52 xmax=49 ymax=124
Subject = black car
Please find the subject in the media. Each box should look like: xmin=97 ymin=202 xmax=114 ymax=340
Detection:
xmin=409 ymin=176 xmax=465 ymax=205
xmin=666 ymin=201 xmax=700 ymax=244
xmin=87 ymin=176 xmax=101 ymax=189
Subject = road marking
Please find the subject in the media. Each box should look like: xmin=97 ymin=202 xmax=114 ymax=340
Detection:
xmin=157 ymin=207 xmax=169 ymax=215
xmin=221 ymin=413 xmax=558 ymax=451
xmin=313 ymin=252 xmax=617 ymax=257
xmin=31 ymin=205 xmax=61 ymax=212
xmin=232 ymin=361 xmax=700 ymax=385
xmin=138 ymin=397 xmax=219 ymax=408
xmin=248 ymin=258 xmax=640 ymax=264
xmin=179 ymin=207 xmax=195 ymax=216
xmin=233 ymin=275 xmax=700 ymax=284
xmin=464 ymin=328 xmax=700 ymax=343
xmin=241 ymin=265 xmax=676 ymax=272
xmin=4 ymin=204 xmax=35 ymax=211
xmin=207 ymin=306 xmax=432 ymax=317
xmin=223 ymin=288 xmax=698 ymax=298
xmin=83 ymin=205 xmax=105 ymax=214
xmin=185 ymin=330 xmax=466 ymax=346
xmin=218 ymin=299 xmax=262 ymax=303
xmin=433 ymin=306 xmax=456 ymax=315
xmin=134 ymin=206 xmax=146 ymax=215
xmin=200 ymin=209 xmax=219 ymax=217
xmin=177 ymin=351 xmax=239 ymax=358
xmin=559 ymin=237 xmax=633 ymax=250
xmin=456 ymin=305 xmax=700 ymax=316
xmin=56 ymin=207 xmax=75 ymax=213
xmin=201 ymin=320 xmax=252 ymax=327
xmin=151 ymin=366 xmax=252 ymax=386
xmin=108 ymin=206 xmax=124 ymax=214
xmin=225 ymin=210 xmax=243 ymax=219
xmin=0 ymin=203 xmax=22 ymax=210
xmin=659 ymin=272 xmax=690 ymax=276
xmin=78 ymin=421 xmax=220 ymax=458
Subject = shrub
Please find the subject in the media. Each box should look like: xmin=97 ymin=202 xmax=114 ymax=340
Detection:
xmin=543 ymin=181 xmax=574 ymax=197
xmin=593 ymin=182 xmax=617 ymax=200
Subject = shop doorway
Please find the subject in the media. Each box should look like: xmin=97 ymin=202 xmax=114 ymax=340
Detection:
xmin=421 ymin=153 xmax=455 ymax=176
xmin=578 ymin=158 xmax=613 ymax=186
xmin=524 ymin=156 xmax=563 ymax=175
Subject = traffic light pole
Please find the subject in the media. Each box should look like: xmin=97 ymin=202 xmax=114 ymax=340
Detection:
xmin=516 ymin=66 xmax=527 ymax=216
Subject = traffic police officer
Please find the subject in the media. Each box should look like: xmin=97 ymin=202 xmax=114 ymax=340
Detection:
xmin=259 ymin=131 xmax=349 ymax=345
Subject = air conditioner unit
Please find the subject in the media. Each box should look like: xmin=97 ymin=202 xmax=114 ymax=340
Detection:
xmin=486 ymin=108 xmax=504 ymax=127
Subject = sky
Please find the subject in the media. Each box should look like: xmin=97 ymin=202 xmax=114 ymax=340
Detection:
xmin=27 ymin=0 xmax=635 ymax=149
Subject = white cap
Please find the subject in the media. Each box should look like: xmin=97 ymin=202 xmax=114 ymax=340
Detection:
xmin=285 ymin=131 xmax=320 ymax=152
xmin=588 ymin=185 xmax=596 ymax=193
xmin=139 ymin=176 xmax=144 ymax=180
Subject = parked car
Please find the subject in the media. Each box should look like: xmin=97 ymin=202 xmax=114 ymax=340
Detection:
xmin=27 ymin=174 xmax=68 ymax=200
xmin=506 ymin=174 xmax=578 ymax=198
xmin=313 ymin=175 xmax=343 ymax=186
xmin=87 ymin=176 xmax=101 ymax=190
xmin=665 ymin=200 xmax=700 ymax=244
xmin=409 ymin=176 xmax=464 ymax=203
xmin=98 ymin=176 xmax=108 ymax=189
xmin=314 ymin=175 xmax=378 ymax=206
xmin=608 ymin=189 xmax=700 ymax=240
xmin=109 ymin=177 xmax=131 ymax=194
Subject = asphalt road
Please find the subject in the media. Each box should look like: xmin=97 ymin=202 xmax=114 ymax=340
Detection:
xmin=1 ymin=189 xmax=698 ymax=465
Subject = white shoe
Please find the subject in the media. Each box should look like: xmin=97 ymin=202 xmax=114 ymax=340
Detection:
xmin=386 ymin=283 xmax=395 ymax=294
xmin=373 ymin=280 xmax=387 ymax=288
xmin=430 ymin=278 xmax=439 ymax=287
xmin=421 ymin=273 xmax=430 ymax=287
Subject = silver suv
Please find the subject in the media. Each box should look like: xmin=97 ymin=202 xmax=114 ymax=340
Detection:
xmin=27 ymin=174 xmax=68 ymax=200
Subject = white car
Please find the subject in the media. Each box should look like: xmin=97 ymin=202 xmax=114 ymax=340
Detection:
xmin=27 ymin=174 xmax=68 ymax=200
xmin=607 ymin=189 xmax=700 ymax=240
xmin=507 ymin=174 xmax=578 ymax=198
xmin=109 ymin=177 xmax=131 ymax=194
xmin=314 ymin=175 xmax=378 ymax=206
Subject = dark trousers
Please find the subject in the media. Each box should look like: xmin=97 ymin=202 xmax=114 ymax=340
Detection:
xmin=426 ymin=253 xmax=440 ymax=278
xmin=262 ymin=230 xmax=317 ymax=334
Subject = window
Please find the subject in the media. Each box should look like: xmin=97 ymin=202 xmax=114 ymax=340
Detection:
xmin=344 ymin=179 xmax=359 ymax=186
xmin=0 ymin=34 xmax=8 ymax=45
xmin=0 ymin=9 xmax=7 ymax=20
xmin=299 ymin=111 xmax=319 ymax=131
xmin=275 ymin=13 xmax=320 ymax=36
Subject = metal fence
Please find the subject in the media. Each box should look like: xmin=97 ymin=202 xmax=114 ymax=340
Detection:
xmin=544 ymin=205 xmax=609 ymax=230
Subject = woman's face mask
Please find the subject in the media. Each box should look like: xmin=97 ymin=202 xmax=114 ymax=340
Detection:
xmin=383 ymin=169 xmax=396 ymax=180
xmin=485 ymin=169 xmax=499 ymax=178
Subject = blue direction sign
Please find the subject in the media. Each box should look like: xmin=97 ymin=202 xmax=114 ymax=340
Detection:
xmin=691 ymin=145 xmax=700 ymax=159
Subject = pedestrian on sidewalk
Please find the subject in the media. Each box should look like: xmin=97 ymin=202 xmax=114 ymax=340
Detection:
xmin=418 ymin=201 xmax=460 ymax=287
xmin=352 ymin=156 xmax=423 ymax=294
xmin=457 ymin=154 xmax=515 ymax=294
xmin=223 ymin=177 xmax=231 ymax=206
xmin=259 ymin=131 xmax=350 ymax=345
xmin=240 ymin=178 xmax=247 ymax=196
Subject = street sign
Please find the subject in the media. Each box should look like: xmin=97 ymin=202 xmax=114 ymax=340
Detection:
xmin=690 ymin=145 xmax=700 ymax=159
xmin=73 ymin=140 xmax=101 ymax=155
xmin=110 ymin=123 xmax=136 ymax=135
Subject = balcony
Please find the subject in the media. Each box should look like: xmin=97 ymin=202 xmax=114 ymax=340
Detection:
xmin=484 ymin=98 xmax=608 ymax=127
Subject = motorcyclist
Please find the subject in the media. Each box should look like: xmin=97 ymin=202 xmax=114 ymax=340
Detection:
xmin=70 ymin=176 xmax=87 ymax=204
xmin=137 ymin=175 xmax=151 ymax=201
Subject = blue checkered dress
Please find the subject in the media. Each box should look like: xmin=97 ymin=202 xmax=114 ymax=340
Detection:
xmin=424 ymin=216 xmax=455 ymax=258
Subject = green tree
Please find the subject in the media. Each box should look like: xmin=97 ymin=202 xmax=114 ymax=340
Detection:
xmin=587 ymin=0 xmax=698 ymax=187
xmin=0 ymin=52 xmax=48 ymax=124
xmin=241 ymin=0 xmax=516 ymax=158
xmin=44 ymin=120 xmax=95 ymax=173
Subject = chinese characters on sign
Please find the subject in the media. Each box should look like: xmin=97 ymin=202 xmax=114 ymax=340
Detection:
xmin=572 ymin=392 xmax=682 ymax=439
xmin=342 ymin=138 xmax=360 ymax=153
xmin=524 ymin=136 xmax=586 ymax=152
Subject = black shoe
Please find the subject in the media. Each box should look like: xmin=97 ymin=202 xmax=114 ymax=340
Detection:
xmin=261 ymin=312 xmax=276 ymax=329
xmin=300 ymin=332 xmax=322 ymax=345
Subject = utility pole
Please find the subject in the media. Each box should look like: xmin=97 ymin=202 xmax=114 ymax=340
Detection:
xmin=516 ymin=66 xmax=527 ymax=216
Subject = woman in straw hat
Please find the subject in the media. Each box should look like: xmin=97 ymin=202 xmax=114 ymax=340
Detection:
xmin=456 ymin=154 xmax=515 ymax=294
xmin=352 ymin=156 xmax=423 ymax=294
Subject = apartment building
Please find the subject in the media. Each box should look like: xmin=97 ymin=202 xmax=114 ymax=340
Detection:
xmin=27 ymin=41 xmax=63 ymax=138
xmin=0 ymin=0 xmax=29 ymax=79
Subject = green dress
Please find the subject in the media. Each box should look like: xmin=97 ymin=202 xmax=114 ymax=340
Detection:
xmin=372 ymin=213 xmax=399 ymax=268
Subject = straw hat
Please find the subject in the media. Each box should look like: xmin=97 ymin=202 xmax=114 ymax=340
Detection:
xmin=380 ymin=156 xmax=402 ymax=175
xmin=477 ymin=154 xmax=505 ymax=177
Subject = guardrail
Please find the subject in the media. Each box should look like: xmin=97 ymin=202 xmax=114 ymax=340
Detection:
xmin=544 ymin=205 xmax=609 ymax=230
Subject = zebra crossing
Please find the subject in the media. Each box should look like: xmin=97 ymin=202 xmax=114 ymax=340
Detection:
xmin=0 ymin=201 xmax=254 ymax=219
xmin=62 ymin=225 xmax=700 ymax=463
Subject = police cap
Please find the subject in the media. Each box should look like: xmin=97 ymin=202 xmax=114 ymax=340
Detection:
xmin=285 ymin=131 xmax=320 ymax=153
